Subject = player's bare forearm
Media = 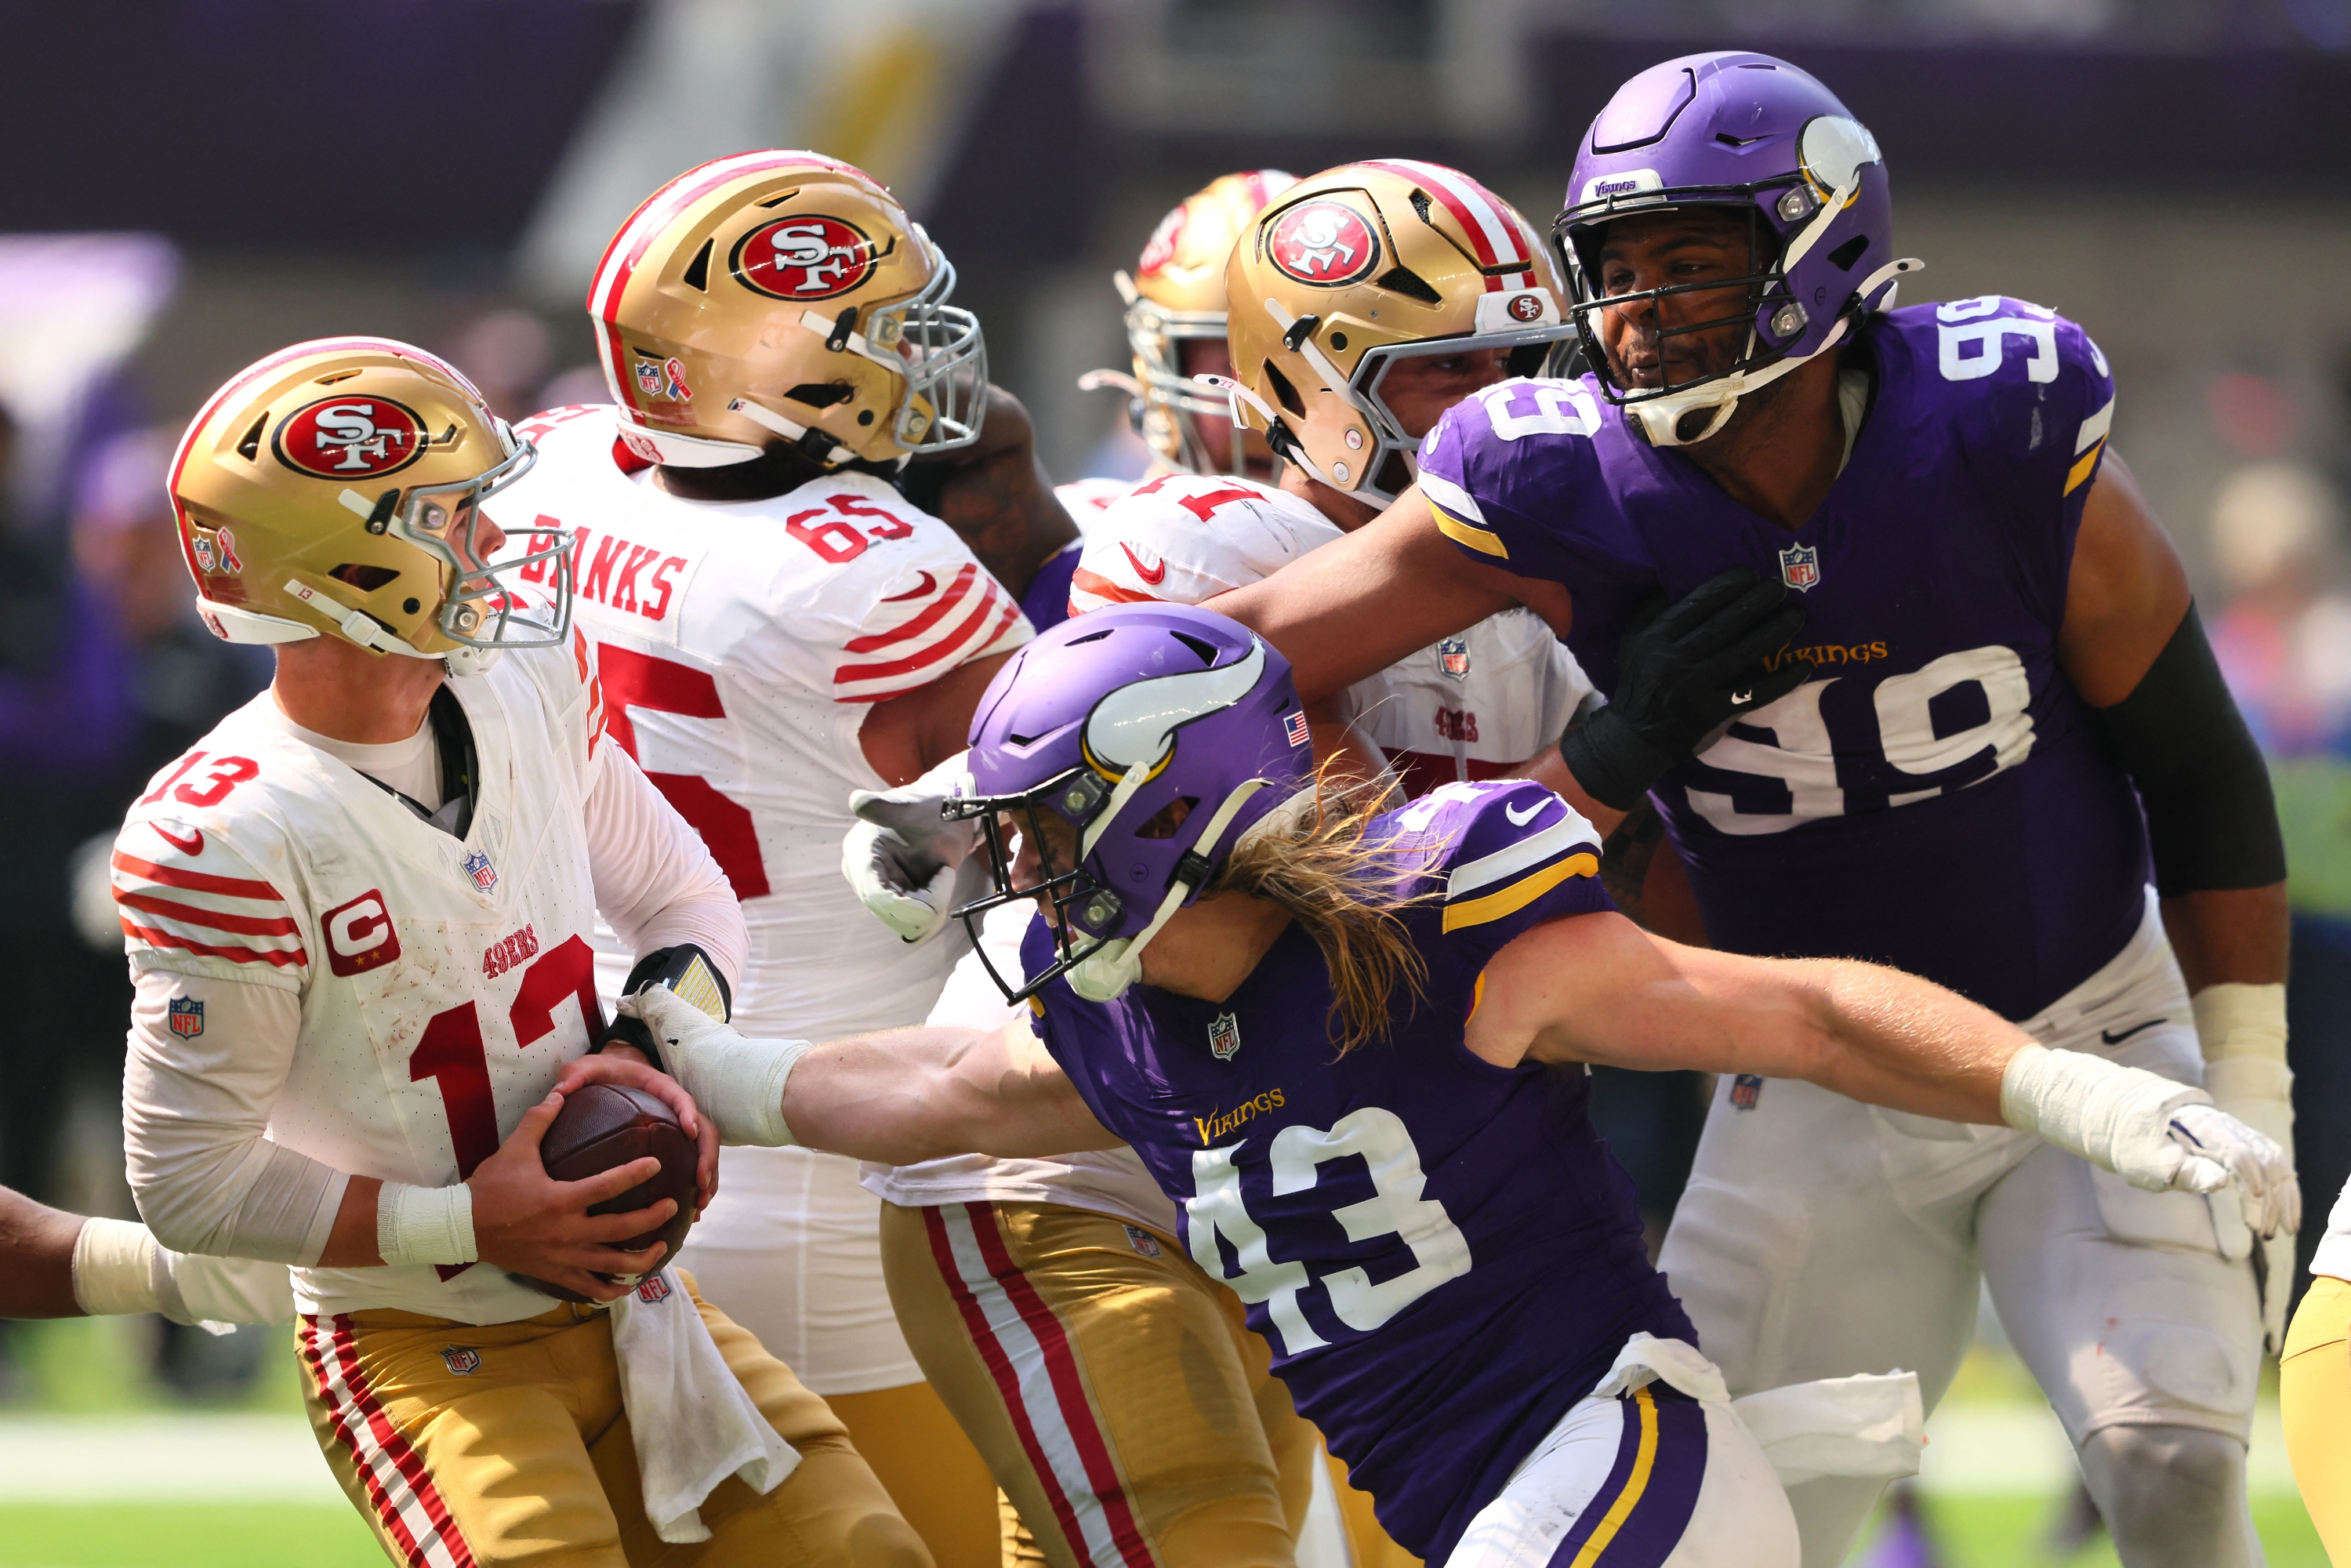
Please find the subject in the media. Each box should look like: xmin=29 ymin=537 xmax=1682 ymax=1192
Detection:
xmin=782 ymin=1022 xmax=1122 ymax=1165
xmin=902 ymin=385 xmax=1077 ymax=598
xmin=1471 ymin=911 xmax=2017 ymax=1122
xmin=317 ymin=1176 xmax=384 ymax=1268
xmin=1522 ymin=747 xmax=1625 ymax=837
xmin=1209 ymin=489 xmax=1547 ymax=701
xmin=2163 ymin=884 xmax=2290 ymax=991
xmin=0 ymin=1187 xmax=92 ymax=1318
xmin=860 ymin=648 xmax=1015 ymax=784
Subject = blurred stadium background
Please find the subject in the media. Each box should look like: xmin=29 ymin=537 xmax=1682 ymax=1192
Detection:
xmin=2 ymin=2 xmax=2345 ymax=1563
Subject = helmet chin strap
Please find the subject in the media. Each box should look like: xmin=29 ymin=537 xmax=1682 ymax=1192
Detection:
xmin=1067 ymin=776 xmax=1273 ymax=1003
xmin=1625 ymin=256 xmax=1921 ymax=449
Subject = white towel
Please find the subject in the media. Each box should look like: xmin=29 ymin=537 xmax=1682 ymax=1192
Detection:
xmin=608 ymin=1269 xmax=800 ymax=1543
xmin=1729 ymin=1370 xmax=1925 ymax=1487
xmin=1588 ymin=1333 xmax=1925 ymax=1489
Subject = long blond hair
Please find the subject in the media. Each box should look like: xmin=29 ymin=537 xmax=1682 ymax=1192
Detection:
xmin=1208 ymin=767 xmax=1436 ymax=1055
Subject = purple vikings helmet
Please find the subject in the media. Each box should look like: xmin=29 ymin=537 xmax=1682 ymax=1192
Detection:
xmin=950 ymin=604 xmax=1314 ymax=1003
xmin=1556 ymin=52 xmax=1921 ymax=447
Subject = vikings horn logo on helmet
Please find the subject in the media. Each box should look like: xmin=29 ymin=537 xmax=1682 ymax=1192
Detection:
xmin=272 ymin=395 xmax=430 ymax=480
xmin=1266 ymin=201 xmax=1380 ymax=287
xmin=732 ymin=215 xmax=880 ymax=300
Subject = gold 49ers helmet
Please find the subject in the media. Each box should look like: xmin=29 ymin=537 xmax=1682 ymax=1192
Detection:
xmin=1223 ymin=159 xmax=1574 ymax=504
xmin=170 ymin=336 xmax=564 ymax=674
xmin=1080 ymin=169 xmax=1294 ymax=474
xmin=590 ymin=150 xmax=985 ymax=470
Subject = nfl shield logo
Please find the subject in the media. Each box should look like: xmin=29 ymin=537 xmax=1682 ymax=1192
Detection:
xmin=1122 ymin=1225 xmax=1163 ymax=1258
xmin=1207 ymin=1011 xmax=1241 ymax=1062
xmin=167 ymin=996 xmax=205 ymax=1037
xmin=461 ymin=851 xmax=498 ymax=894
xmin=1777 ymin=543 xmax=1821 ymax=592
xmin=634 ymin=1274 xmax=673 ymax=1305
xmin=1730 ymin=1073 xmax=1765 ymax=1112
xmin=440 ymin=1345 xmax=481 ymax=1377
xmin=633 ymin=360 xmax=663 ymax=397
xmin=1438 ymin=637 xmax=1471 ymax=680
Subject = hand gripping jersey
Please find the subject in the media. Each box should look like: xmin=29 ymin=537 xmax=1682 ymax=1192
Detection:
xmin=1070 ymin=472 xmax=1591 ymax=792
xmin=1024 ymin=780 xmax=1693 ymax=1559
xmin=491 ymin=405 xmax=1032 ymax=1040
xmin=1420 ymin=298 xmax=2138 ymax=1021
xmin=113 ymin=638 xmax=612 ymax=1323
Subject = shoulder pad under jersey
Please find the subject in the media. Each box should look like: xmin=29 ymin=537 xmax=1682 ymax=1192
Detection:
xmin=1072 ymin=473 xmax=1341 ymax=612
xmin=1382 ymin=779 xmax=1612 ymax=962
xmin=1417 ymin=377 xmax=1616 ymax=583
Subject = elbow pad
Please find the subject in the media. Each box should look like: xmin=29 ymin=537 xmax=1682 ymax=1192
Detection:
xmin=2085 ymin=603 xmax=2285 ymax=895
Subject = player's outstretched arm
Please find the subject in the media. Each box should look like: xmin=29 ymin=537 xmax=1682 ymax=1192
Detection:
xmin=1464 ymin=909 xmax=2296 ymax=1227
xmin=0 ymin=1186 xmax=86 ymax=1318
xmin=582 ymin=987 xmax=1120 ymax=1165
xmin=1206 ymin=486 xmax=1556 ymax=702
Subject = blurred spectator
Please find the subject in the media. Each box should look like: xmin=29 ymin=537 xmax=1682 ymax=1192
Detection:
xmin=2206 ymin=456 xmax=2351 ymax=1305
xmin=535 ymin=364 xmax=611 ymax=413
xmin=448 ymin=307 xmax=556 ymax=422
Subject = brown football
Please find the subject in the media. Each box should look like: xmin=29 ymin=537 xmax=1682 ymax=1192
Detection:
xmin=515 ymin=1082 xmax=698 ymax=1303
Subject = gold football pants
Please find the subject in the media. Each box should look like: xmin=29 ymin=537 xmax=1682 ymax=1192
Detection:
xmin=2283 ymin=1273 xmax=2351 ymax=1563
xmin=878 ymin=1199 xmax=1417 ymax=1568
xmin=296 ymin=1271 xmax=928 ymax=1568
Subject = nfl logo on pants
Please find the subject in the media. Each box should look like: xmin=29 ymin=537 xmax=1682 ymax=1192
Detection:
xmin=167 ymin=997 xmax=205 ymax=1037
xmin=440 ymin=1346 xmax=481 ymax=1377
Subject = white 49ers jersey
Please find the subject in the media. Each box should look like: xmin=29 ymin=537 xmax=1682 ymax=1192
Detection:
xmin=113 ymin=640 xmax=611 ymax=1324
xmin=1068 ymin=472 xmax=1591 ymax=794
xmin=492 ymin=405 xmax=1031 ymax=1039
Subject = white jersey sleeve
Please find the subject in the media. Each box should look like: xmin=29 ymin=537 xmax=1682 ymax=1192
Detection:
xmin=1068 ymin=474 xmax=1341 ymax=613
xmin=1053 ymin=475 xmax=1141 ymax=535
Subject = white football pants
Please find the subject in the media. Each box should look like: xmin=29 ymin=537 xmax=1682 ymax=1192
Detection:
xmin=1658 ymin=890 xmax=2261 ymax=1568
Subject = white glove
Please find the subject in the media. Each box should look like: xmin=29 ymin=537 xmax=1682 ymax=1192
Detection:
xmin=2000 ymin=1044 xmax=2287 ymax=1198
xmin=840 ymin=754 xmax=980 ymax=945
xmin=619 ymin=987 xmax=807 ymax=1148
xmin=2195 ymin=982 xmax=2300 ymax=1352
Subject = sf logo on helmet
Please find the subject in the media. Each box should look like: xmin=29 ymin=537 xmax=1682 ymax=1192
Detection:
xmin=273 ymin=395 xmax=429 ymax=480
xmin=733 ymin=215 xmax=877 ymax=301
xmin=1267 ymin=201 xmax=1380 ymax=287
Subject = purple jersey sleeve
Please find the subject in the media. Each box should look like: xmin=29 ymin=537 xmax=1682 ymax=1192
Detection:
xmin=1388 ymin=780 xmax=1614 ymax=978
xmin=1417 ymin=379 xmax=1645 ymax=588
xmin=1924 ymin=296 xmax=2117 ymax=626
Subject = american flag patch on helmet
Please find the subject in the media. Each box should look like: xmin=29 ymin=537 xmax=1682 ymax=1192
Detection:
xmin=1283 ymin=711 xmax=1310 ymax=747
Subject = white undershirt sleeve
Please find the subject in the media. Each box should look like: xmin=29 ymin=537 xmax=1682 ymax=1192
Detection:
xmin=586 ymin=742 xmax=749 ymax=991
xmin=122 ymin=971 xmax=347 ymax=1264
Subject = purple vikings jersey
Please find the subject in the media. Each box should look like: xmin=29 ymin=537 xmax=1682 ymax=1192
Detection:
xmin=1419 ymin=298 xmax=2139 ymax=1021
xmin=1023 ymin=781 xmax=1695 ymax=1559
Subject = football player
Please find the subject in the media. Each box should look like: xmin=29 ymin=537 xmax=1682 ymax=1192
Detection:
xmin=122 ymin=338 xmax=927 ymax=1566
xmin=849 ymin=160 xmax=1601 ymax=1568
xmin=1025 ymin=169 xmax=1301 ymax=633
xmin=0 ymin=1185 xmax=289 ymax=1326
xmin=604 ymin=604 xmax=2293 ymax=1568
xmin=484 ymin=151 xmax=1037 ymax=1566
xmin=2284 ymin=1174 xmax=2351 ymax=1558
xmin=1203 ymin=53 xmax=2298 ymax=1568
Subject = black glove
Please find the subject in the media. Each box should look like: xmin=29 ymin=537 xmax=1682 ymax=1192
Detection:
xmin=594 ymin=943 xmax=734 ymax=1073
xmin=1560 ymin=567 xmax=1811 ymax=811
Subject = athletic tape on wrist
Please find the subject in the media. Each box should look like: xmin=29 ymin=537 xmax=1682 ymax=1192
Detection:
xmin=2192 ymin=981 xmax=2288 ymax=1063
xmin=681 ymin=1034 xmax=811 ymax=1148
xmin=71 ymin=1217 xmax=161 ymax=1318
xmin=376 ymin=1182 xmax=477 ymax=1267
xmin=2001 ymin=1044 xmax=2204 ymax=1178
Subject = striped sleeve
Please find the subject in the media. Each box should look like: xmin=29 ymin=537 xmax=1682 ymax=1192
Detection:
xmin=113 ymin=822 xmax=308 ymax=987
xmin=1429 ymin=782 xmax=1612 ymax=966
xmin=832 ymin=558 xmax=1031 ymax=704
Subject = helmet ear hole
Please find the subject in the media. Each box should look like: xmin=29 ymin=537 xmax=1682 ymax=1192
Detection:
xmin=234 ymin=415 xmax=267 ymax=462
xmin=680 ymin=238 xmax=713 ymax=292
xmin=331 ymin=564 xmax=401 ymax=593
xmin=1827 ymin=234 xmax=1870 ymax=272
xmin=1136 ymin=797 xmax=1199 ymax=840
xmin=1264 ymin=361 xmax=1305 ymax=418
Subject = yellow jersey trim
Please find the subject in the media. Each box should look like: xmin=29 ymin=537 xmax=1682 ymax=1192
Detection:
xmin=1441 ymin=852 xmax=1598 ymax=933
xmin=1432 ymin=504 xmax=1510 ymax=560
xmin=1570 ymin=1385 xmax=1661 ymax=1566
xmin=2064 ymin=437 xmax=2106 ymax=497
xmin=1028 ymin=996 xmax=1046 ymax=1018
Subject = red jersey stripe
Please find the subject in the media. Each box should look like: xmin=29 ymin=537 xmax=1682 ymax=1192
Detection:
xmin=113 ymin=889 xmax=302 ymax=938
xmin=1068 ymin=568 xmax=1167 ymax=608
xmin=843 ymin=564 xmax=979 ymax=653
xmin=121 ymin=919 xmax=307 ymax=968
xmin=111 ymin=849 xmax=284 ymax=902
xmin=834 ymin=578 xmax=1006 ymax=687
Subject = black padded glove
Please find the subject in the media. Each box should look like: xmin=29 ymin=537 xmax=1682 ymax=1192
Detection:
xmin=594 ymin=943 xmax=734 ymax=1073
xmin=1559 ymin=567 xmax=1811 ymax=811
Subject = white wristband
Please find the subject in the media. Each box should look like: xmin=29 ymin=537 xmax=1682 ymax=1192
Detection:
xmin=71 ymin=1217 xmax=161 ymax=1318
xmin=2001 ymin=1043 xmax=2208 ymax=1189
xmin=376 ymin=1182 xmax=477 ymax=1267
xmin=2192 ymin=982 xmax=2288 ymax=1064
xmin=676 ymin=1034 xmax=811 ymax=1148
